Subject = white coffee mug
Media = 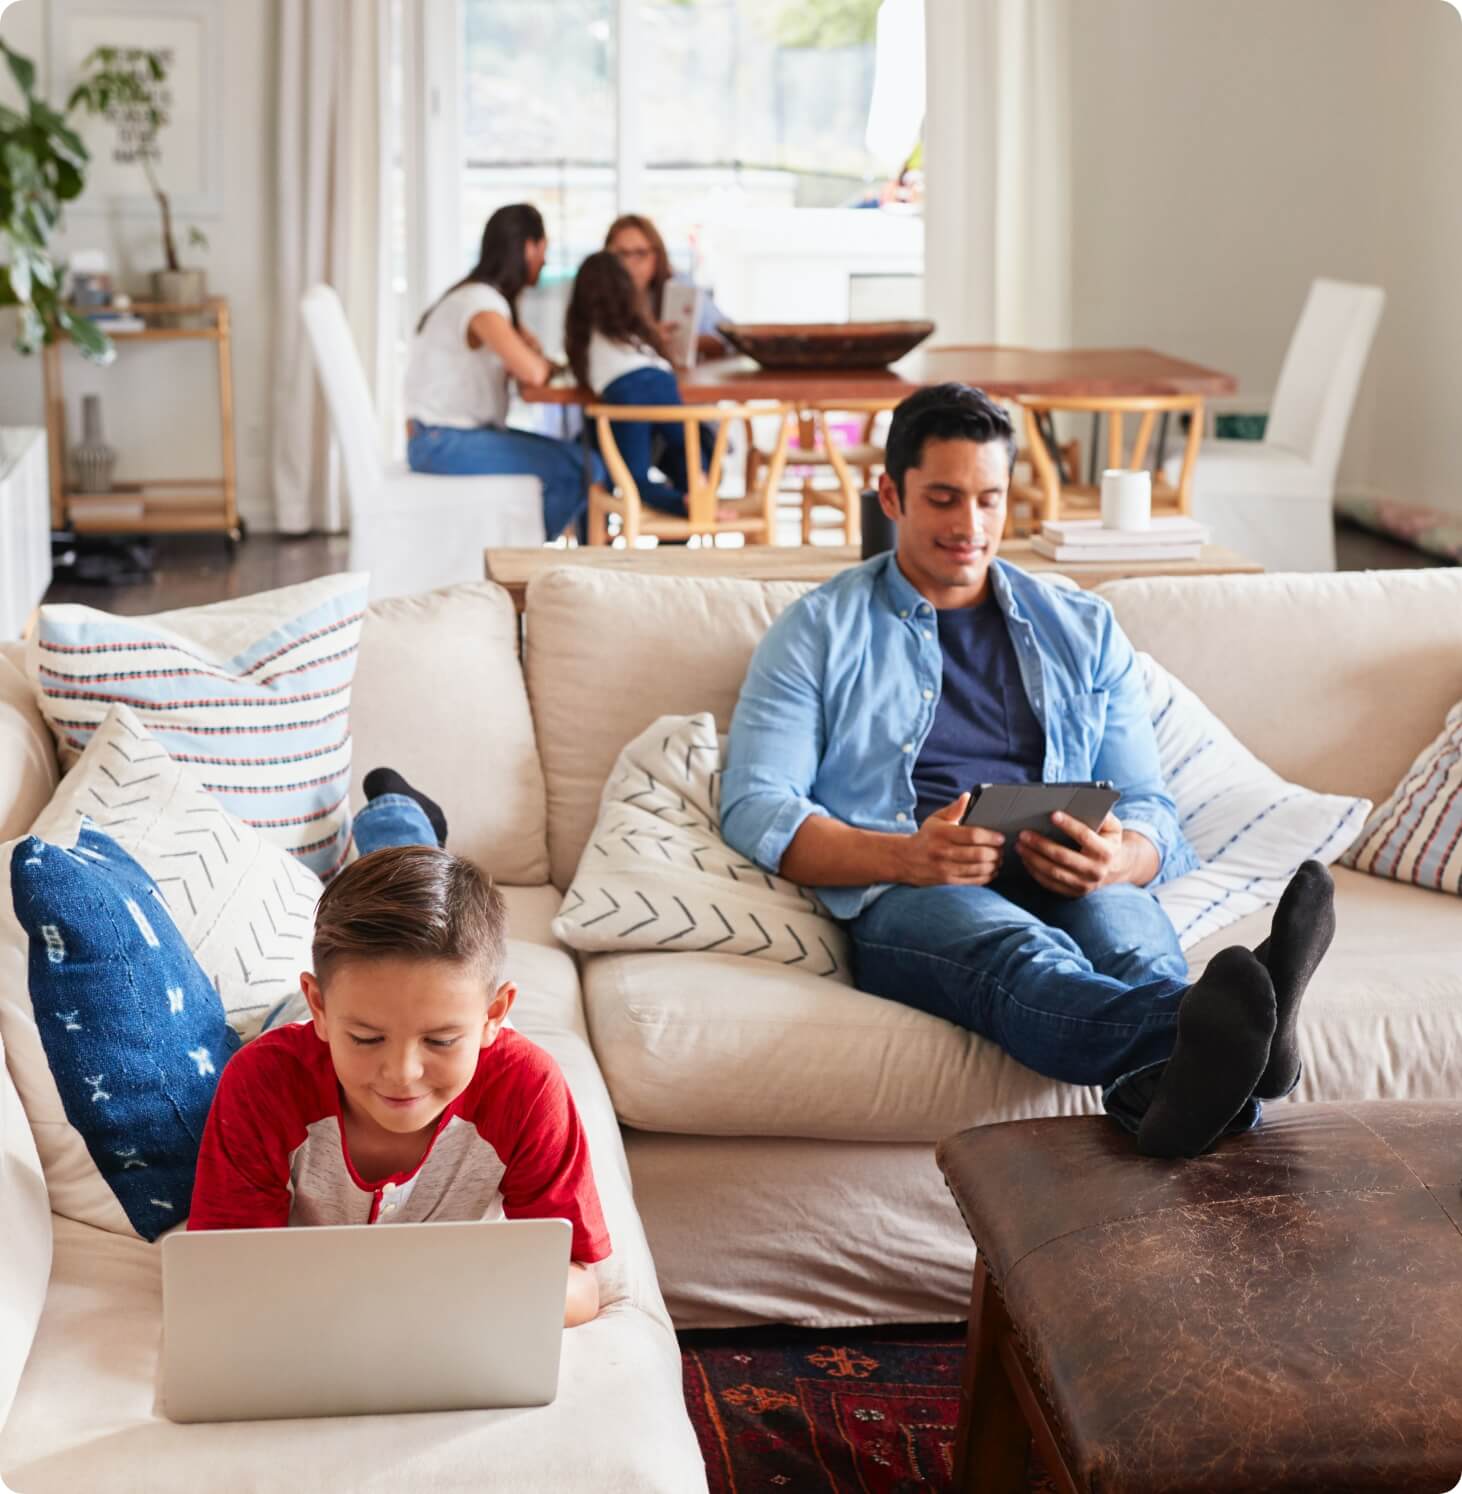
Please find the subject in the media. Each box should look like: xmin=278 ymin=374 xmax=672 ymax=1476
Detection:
xmin=1101 ymin=469 xmax=1152 ymax=531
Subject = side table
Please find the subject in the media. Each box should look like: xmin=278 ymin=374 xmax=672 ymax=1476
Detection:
xmin=937 ymin=1105 xmax=1462 ymax=1493
xmin=41 ymin=298 xmax=240 ymax=541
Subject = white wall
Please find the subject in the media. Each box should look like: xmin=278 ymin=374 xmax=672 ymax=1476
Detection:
xmin=1068 ymin=0 xmax=1462 ymax=511
xmin=0 ymin=0 xmax=278 ymax=532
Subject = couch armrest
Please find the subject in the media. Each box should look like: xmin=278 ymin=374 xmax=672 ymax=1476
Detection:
xmin=0 ymin=1033 xmax=53 ymax=1435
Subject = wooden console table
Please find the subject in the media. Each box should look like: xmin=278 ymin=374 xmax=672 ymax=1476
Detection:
xmin=41 ymin=297 xmax=240 ymax=540
xmin=484 ymin=542 xmax=1262 ymax=613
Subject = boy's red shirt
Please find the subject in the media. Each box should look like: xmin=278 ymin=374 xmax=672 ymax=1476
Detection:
xmin=188 ymin=1021 xmax=611 ymax=1263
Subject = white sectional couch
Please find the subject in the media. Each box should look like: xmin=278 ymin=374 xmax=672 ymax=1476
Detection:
xmin=4 ymin=564 xmax=1462 ymax=1490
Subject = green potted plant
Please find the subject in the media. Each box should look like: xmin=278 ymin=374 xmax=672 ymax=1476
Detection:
xmin=68 ymin=46 xmax=210 ymax=316
xmin=0 ymin=39 xmax=112 ymax=360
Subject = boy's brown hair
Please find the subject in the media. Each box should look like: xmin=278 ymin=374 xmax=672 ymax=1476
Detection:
xmin=311 ymin=846 xmax=507 ymax=988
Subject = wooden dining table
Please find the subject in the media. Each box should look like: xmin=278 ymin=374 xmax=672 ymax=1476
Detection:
xmin=521 ymin=344 xmax=1238 ymax=406
xmin=522 ymin=343 xmax=1238 ymax=534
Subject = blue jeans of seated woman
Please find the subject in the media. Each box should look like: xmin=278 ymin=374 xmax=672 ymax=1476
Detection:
xmin=846 ymin=865 xmax=1264 ymax=1136
xmin=598 ymin=365 xmax=714 ymax=518
xmin=407 ymin=423 xmax=605 ymax=539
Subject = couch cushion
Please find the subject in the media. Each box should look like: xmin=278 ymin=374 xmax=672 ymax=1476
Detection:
xmin=352 ymin=582 xmax=549 ymax=885
xmin=0 ymin=1035 xmax=51 ymax=1438
xmin=1100 ymin=569 xmax=1462 ymax=809
xmin=525 ymin=568 xmax=810 ymax=889
xmin=584 ymin=868 xmax=1462 ymax=1142
xmin=0 ymin=935 xmax=704 ymax=1493
xmin=1185 ymin=869 xmax=1462 ymax=1104
xmin=500 ymin=882 xmax=574 ymax=953
xmin=625 ymin=1130 xmax=973 ymax=1330
xmin=0 ymin=1220 xmax=701 ymax=1494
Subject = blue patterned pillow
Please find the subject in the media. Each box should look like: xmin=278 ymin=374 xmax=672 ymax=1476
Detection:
xmin=3 ymin=822 xmax=240 ymax=1241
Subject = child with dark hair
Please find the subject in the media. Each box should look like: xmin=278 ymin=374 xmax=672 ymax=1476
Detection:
xmin=564 ymin=249 xmax=712 ymax=518
xmin=189 ymin=772 xmax=608 ymax=1328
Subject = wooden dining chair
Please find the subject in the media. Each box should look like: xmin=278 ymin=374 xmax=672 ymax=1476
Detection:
xmin=743 ymin=399 xmax=899 ymax=546
xmin=586 ymin=403 xmax=794 ymax=547
xmin=1015 ymin=393 xmax=1206 ymax=527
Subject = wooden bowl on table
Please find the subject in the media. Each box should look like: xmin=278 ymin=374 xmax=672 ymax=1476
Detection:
xmin=717 ymin=320 xmax=935 ymax=371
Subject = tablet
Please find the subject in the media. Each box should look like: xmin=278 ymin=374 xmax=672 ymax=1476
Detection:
xmin=659 ymin=282 xmax=704 ymax=368
xmin=958 ymin=781 xmax=1119 ymax=845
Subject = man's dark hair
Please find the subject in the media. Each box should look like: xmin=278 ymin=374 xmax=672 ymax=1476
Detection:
xmin=311 ymin=845 xmax=507 ymax=989
xmin=884 ymin=383 xmax=1018 ymax=505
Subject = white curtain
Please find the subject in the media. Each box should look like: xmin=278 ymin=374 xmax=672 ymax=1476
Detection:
xmin=923 ymin=0 xmax=1072 ymax=348
xmin=272 ymin=0 xmax=392 ymax=534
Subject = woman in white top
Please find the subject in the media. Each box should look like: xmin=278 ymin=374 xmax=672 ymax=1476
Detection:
xmin=565 ymin=250 xmax=711 ymax=518
xmin=404 ymin=204 xmax=601 ymax=538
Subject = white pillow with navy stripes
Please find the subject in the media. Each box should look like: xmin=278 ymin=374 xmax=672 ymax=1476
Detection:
xmin=27 ymin=573 xmax=367 ymax=881
xmin=1143 ymin=654 xmax=1372 ymax=950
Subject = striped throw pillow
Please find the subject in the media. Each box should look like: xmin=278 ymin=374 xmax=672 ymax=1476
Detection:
xmin=28 ymin=574 xmax=367 ymax=880
xmin=1342 ymin=701 xmax=1462 ymax=892
xmin=1141 ymin=654 xmax=1372 ymax=949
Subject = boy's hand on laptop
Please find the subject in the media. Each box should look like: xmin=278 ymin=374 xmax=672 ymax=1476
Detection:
xmin=897 ymin=794 xmax=1004 ymax=887
xmin=1016 ymin=811 xmax=1127 ymax=897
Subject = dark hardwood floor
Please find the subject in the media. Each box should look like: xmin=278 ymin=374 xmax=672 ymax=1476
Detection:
xmin=39 ymin=518 xmax=1449 ymax=616
xmin=44 ymin=533 xmax=353 ymax=614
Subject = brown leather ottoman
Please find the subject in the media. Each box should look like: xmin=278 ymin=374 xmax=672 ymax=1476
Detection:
xmin=936 ymin=1102 xmax=1462 ymax=1494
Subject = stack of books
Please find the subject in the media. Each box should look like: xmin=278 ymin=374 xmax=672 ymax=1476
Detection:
xmin=84 ymin=308 xmax=147 ymax=334
xmin=1030 ymin=515 xmax=1210 ymax=563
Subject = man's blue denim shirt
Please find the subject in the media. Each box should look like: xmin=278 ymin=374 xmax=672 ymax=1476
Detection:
xmin=721 ymin=552 xmax=1198 ymax=920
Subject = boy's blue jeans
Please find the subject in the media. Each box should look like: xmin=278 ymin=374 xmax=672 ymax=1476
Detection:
xmin=407 ymin=423 xmax=605 ymax=539
xmin=261 ymin=795 xmax=440 ymax=1033
xmin=846 ymin=866 xmax=1264 ymax=1136
xmin=353 ymin=794 xmax=437 ymax=855
xmin=597 ymin=366 xmax=713 ymax=518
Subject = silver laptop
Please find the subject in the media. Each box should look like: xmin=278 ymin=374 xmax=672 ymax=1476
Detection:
xmin=161 ymin=1218 xmax=572 ymax=1422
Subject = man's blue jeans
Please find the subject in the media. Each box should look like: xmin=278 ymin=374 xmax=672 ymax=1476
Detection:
xmin=597 ymin=365 xmax=713 ymax=517
xmin=407 ymin=423 xmax=605 ymax=539
xmin=847 ymin=867 xmax=1262 ymax=1134
xmin=353 ymin=794 xmax=437 ymax=856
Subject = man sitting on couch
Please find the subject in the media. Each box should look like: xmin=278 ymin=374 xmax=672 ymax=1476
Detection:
xmin=721 ymin=383 xmax=1336 ymax=1158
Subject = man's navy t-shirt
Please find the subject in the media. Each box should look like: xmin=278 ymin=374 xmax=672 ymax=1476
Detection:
xmin=911 ymin=599 xmax=1047 ymax=824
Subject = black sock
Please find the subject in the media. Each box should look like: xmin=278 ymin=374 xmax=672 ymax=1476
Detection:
xmin=363 ymin=767 xmax=448 ymax=847
xmin=1136 ymin=947 xmax=1276 ymax=1160
xmin=1252 ymin=860 xmax=1335 ymax=1099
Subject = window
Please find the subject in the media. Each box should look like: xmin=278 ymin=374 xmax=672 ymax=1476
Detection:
xmin=447 ymin=0 xmax=924 ymax=344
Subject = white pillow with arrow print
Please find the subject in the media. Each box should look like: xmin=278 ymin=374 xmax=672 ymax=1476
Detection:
xmin=552 ymin=712 xmax=852 ymax=982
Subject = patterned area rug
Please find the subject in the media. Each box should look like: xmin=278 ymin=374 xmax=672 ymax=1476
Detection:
xmin=681 ymin=1324 xmax=1058 ymax=1493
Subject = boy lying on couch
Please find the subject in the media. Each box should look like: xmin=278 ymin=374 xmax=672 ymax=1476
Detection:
xmin=188 ymin=772 xmax=608 ymax=1327
xmin=722 ymin=383 xmax=1336 ymax=1160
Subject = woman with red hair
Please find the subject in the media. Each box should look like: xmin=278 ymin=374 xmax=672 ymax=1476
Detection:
xmin=604 ymin=214 xmax=730 ymax=363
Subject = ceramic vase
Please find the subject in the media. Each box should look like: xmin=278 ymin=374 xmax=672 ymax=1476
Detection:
xmin=72 ymin=394 xmax=118 ymax=495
